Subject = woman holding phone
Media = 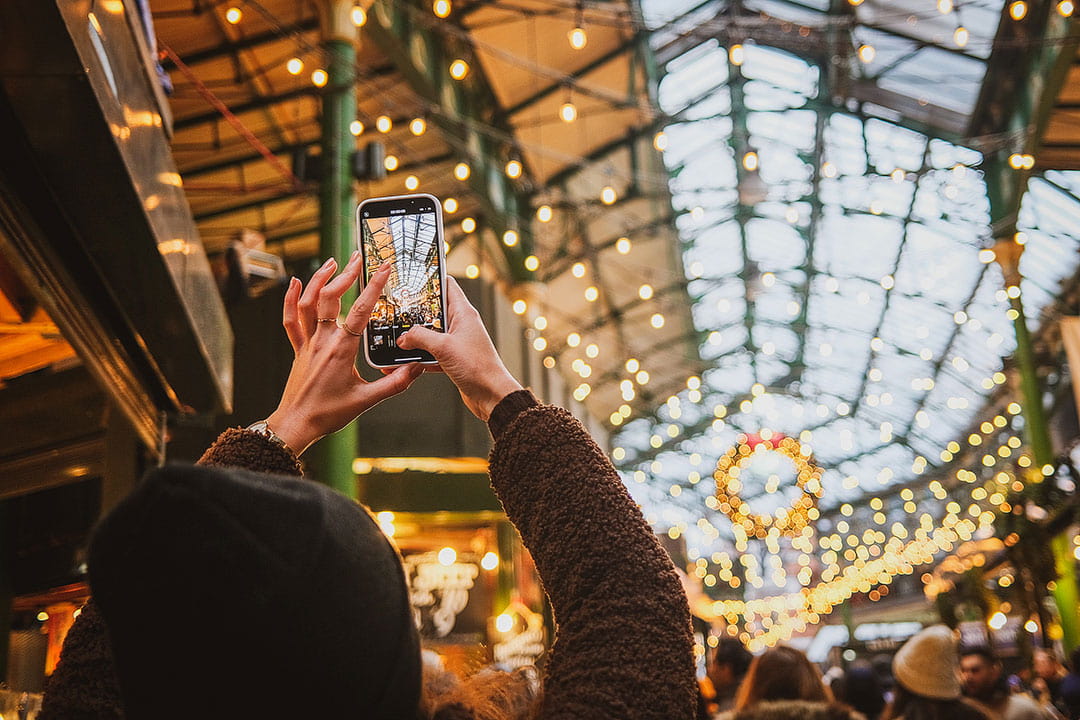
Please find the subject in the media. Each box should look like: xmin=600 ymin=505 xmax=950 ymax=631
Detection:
xmin=42 ymin=252 xmax=697 ymax=720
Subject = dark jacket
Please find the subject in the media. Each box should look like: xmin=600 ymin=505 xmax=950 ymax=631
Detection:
xmin=42 ymin=391 xmax=697 ymax=719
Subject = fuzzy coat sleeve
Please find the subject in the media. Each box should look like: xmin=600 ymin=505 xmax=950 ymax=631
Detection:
xmin=39 ymin=429 xmax=302 ymax=720
xmin=487 ymin=392 xmax=697 ymax=720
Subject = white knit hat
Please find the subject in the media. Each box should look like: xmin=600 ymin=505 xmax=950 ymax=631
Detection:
xmin=892 ymin=625 xmax=961 ymax=700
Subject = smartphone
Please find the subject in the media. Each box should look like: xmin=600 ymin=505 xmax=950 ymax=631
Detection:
xmin=355 ymin=193 xmax=447 ymax=368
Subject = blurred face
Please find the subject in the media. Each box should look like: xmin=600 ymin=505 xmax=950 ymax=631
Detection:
xmin=960 ymin=654 xmax=1000 ymax=698
xmin=1033 ymin=650 xmax=1058 ymax=679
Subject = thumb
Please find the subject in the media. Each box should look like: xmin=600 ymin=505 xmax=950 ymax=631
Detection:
xmin=356 ymin=363 xmax=424 ymax=408
xmin=398 ymin=326 xmax=447 ymax=356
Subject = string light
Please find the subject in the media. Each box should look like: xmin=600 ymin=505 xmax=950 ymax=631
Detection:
xmin=410 ymin=117 xmax=427 ymax=136
xmin=351 ymin=5 xmax=367 ymax=26
xmin=384 ymin=155 xmax=399 ymax=172
xmin=742 ymin=152 xmax=759 ymax=171
xmin=568 ymin=26 xmax=588 ymax=50
xmin=938 ymin=0 xmax=953 ymax=13
xmin=349 ymin=120 xmax=364 ymax=136
xmin=512 ymin=299 xmax=527 ymax=314
xmin=560 ymin=101 xmax=578 ymax=123
xmin=1060 ymin=0 xmax=1075 ymax=16
xmin=506 ymin=159 xmax=523 ymax=179
xmin=857 ymin=44 xmax=876 ymax=63
xmin=449 ymin=59 xmax=470 ymax=80
xmin=654 ymin=132 xmax=669 ymax=152
xmin=311 ymin=69 xmax=328 ymax=87
xmin=433 ymin=0 xmax=452 ymax=18
xmin=954 ymin=26 xmax=969 ymax=48
xmin=461 ymin=217 xmax=476 ymax=233
xmin=639 ymin=284 xmax=654 ymax=300
xmin=502 ymin=230 xmax=519 ymax=247
xmin=465 ymin=264 xmax=480 ymax=279
xmin=536 ymin=205 xmax=553 ymax=222
xmin=225 ymin=7 xmax=242 ymax=24
xmin=1009 ymin=1 xmax=1027 ymax=20
xmin=729 ymin=44 xmax=745 ymax=66
xmin=616 ymin=237 xmax=632 ymax=254
xmin=524 ymin=255 xmax=539 ymax=271
xmin=454 ymin=162 xmax=471 ymax=181
xmin=376 ymin=115 xmax=393 ymax=133
xmin=600 ymin=186 xmax=618 ymax=205
xmin=443 ymin=198 xmax=458 ymax=213
xmin=286 ymin=58 xmax=304 ymax=75
xmin=405 ymin=175 xmax=420 ymax=190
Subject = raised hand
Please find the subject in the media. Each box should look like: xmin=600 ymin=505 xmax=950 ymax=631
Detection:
xmin=397 ymin=276 xmax=522 ymax=421
xmin=266 ymin=253 xmax=423 ymax=453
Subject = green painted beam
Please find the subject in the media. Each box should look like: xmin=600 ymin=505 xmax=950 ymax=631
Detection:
xmin=975 ymin=1 xmax=1080 ymax=652
xmin=310 ymin=3 xmax=360 ymax=500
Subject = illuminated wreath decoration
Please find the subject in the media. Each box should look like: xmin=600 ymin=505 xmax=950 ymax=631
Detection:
xmin=714 ymin=433 xmax=824 ymax=538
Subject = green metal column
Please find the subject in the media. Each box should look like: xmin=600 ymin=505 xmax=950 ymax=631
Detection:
xmin=312 ymin=0 xmax=359 ymax=498
xmin=989 ymin=178 xmax=1080 ymax=650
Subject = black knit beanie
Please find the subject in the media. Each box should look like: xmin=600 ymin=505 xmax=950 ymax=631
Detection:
xmin=88 ymin=463 xmax=421 ymax=719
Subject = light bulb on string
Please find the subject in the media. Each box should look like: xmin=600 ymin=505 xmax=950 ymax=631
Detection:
xmin=1060 ymin=0 xmax=1075 ymax=16
xmin=505 ymin=159 xmax=523 ymax=179
xmin=449 ymin=59 xmax=470 ymax=80
xmin=1009 ymin=1 xmax=1027 ymax=20
xmin=225 ymin=6 xmax=242 ymax=24
xmin=409 ymin=117 xmax=427 ymax=136
xmin=454 ymin=162 xmax=471 ymax=180
xmin=568 ymin=26 xmax=588 ymax=49
xmin=568 ymin=2 xmax=587 ymax=49
xmin=286 ymin=57 xmax=304 ymax=75
xmin=350 ymin=120 xmax=364 ymax=136
xmin=376 ymin=115 xmax=392 ymax=133
xmin=953 ymin=26 xmax=969 ymax=47
xmin=560 ymin=99 xmax=577 ymax=123
xmin=938 ymin=0 xmax=953 ymax=13
xmin=536 ymin=205 xmax=553 ymax=222
xmin=433 ymin=0 xmax=452 ymax=18
xmin=311 ymin=69 xmax=328 ymax=87
xmin=857 ymin=44 xmax=876 ymax=63
xmin=351 ymin=5 xmax=367 ymax=26
xmin=404 ymin=175 xmax=420 ymax=191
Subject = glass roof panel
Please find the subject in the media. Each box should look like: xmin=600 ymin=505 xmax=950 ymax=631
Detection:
xmin=621 ymin=2 xmax=1080 ymax=568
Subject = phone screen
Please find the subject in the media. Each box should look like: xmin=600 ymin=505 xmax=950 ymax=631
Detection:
xmin=358 ymin=195 xmax=445 ymax=366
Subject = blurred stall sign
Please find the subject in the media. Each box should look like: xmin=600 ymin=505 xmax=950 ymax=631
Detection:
xmin=854 ymin=621 xmax=923 ymax=650
xmin=991 ymin=617 xmax=1023 ymax=655
xmin=958 ymin=620 xmax=990 ymax=649
xmin=405 ymin=552 xmax=481 ymax=639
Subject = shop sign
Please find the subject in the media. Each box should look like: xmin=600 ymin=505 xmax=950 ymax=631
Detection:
xmin=405 ymin=553 xmax=480 ymax=638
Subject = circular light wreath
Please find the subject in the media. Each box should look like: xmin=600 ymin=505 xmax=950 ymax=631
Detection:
xmin=714 ymin=433 xmax=824 ymax=538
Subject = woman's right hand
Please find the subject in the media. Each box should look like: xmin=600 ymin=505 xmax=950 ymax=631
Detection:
xmin=397 ymin=277 xmax=522 ymax=421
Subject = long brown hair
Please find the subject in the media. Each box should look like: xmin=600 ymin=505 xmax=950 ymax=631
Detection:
xmin=733 ymin=646 xmax=830 ymax=711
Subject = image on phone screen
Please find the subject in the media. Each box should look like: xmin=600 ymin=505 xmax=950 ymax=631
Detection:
xmin=359 ymin=202 xmax=444 ymax=366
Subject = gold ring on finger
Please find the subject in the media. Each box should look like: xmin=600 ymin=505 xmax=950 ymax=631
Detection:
xmin=341 ymin=323 xmax=363 ymax=336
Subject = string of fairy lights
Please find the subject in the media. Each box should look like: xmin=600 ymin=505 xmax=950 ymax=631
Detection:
xmin=182 ymin=0 xmax=1079 ymax=649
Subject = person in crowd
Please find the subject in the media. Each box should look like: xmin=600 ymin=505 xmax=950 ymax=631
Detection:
xmin=832 ymin=660 xmax=887 ymax=720
xmin=701 ymin=637 xmax=754 ymax=716
xmin=40 ymin=253 xmax=698 ymax=719
xmin=881 ymin=625 xmax=991 ymax=720
xmin=960 ymin=645 xmax=1049 ymax=720
xmin=1059 ymin=646 xmax=1080 ymax=720
xmin=716 ymin=645 xmax=863 ymax=720
xmin=1033 ymin=649 xmax=1070 ymax=718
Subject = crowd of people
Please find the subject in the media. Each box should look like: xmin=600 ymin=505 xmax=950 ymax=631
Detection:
xmin=699 ymin=626 xmax=1080 ymax=720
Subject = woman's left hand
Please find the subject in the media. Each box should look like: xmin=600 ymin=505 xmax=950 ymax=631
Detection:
xmin=265 ymin=253 xmax=424 ymax=454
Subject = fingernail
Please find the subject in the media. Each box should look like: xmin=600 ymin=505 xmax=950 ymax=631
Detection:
xmin=321 ymin=257 xmax=336 ymax=270
xmin=350 ymin=250 xmax=361 ymax=263
xmin=378 ymin=262 xmax=392 ymax=273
